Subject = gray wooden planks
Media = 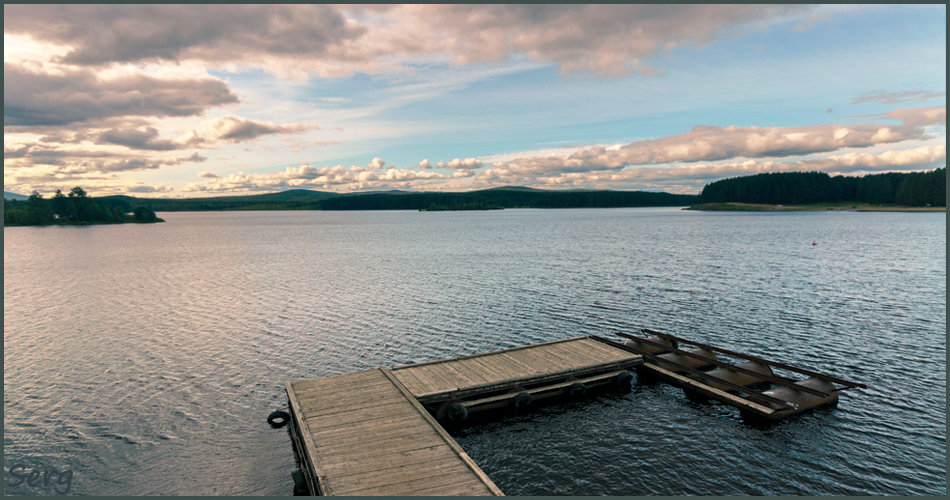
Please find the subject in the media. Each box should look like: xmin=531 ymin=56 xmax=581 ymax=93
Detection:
xmin=286 ymin=337 xmax=641 ymax=495
xmin=391 ymin=336 xmax=641 ymax=398
xmin=287 ymin=368 xmax=501 ymax=496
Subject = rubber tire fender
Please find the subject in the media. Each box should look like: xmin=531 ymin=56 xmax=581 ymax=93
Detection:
xmin=446 ymin=402 xmax=469 ymax=422
xmin=267 ymin=410 xmax=291 ymax=428
xmin=511 ymin=391 xmax=532 ymax=410
xmin=568 ymin=382 xmax=587 ymax=397
xmin=614 ymin=371 xmax=635 ymax=393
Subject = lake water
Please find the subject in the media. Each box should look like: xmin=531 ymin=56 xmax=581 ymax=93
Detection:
xmin=3 ymin=207 xmax=946 ymax=495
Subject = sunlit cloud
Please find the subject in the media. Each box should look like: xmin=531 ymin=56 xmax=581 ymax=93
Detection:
xmin=486 ymin=106 xmax=942 ymax=178
xmin=435 ymin=158 xmax=482 ymax=170
xmin=4 ymin=151 xmax=208 ymax=181
xmin=472 ymin=144 xmax=946 ymax=194
xmin=186 ymin=115 xmax=318 ymax=145
xmin=183 ymin=157 xmax=475 ymax=194
xmin=177 ymin=142 xmax=945 ymax=196
xmin=1 ymin=160 xmax=177 ymax=196
xmin=883 ymin=106 xmax=945 ymax=128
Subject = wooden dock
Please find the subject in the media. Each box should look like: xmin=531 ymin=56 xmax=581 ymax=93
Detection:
xmin=392 ymin=336 xmax=643 ymax=417
xmin=283 ymin=331 xmax=864 ymax=495
xmin=285 ymin=336 xmax=643 ymax=496
xmin=286 ymin=368 xmax=503 ymax=496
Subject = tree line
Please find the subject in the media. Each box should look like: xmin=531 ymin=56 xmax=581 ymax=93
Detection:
xmin=92 ymin=188 xmax=699 ymax=212
xmin=700 ymin=168 xmax=946 ymax=206
xmin=319 ymin=189 xmax=699 ymax=210
xmin=4 ymin=187 xmax=162 ymax=226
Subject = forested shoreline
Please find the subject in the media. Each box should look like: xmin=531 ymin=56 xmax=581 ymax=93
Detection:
xmin=4 ymin=187 xmax=162 ymax=226
xmin=699 ymin=168 xmax=945 ymax=206
xmin=317 ymin=189 xmax=696 ymax=210
xmin=6 ymin=169 xmax=944 ymax=226
xmin=66 ymin=188 xmax=699 ymax=213
xmin=4 ymin=187 xmax=697 ymax=225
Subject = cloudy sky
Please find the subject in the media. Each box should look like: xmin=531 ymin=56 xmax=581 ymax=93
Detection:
xmin=3 ymin=4 xmax=946 ymax=197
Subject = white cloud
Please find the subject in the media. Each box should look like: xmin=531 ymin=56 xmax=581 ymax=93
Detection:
xmin=182 ymin=159 xmax=476 ymax=194
xmin=469 ymin=144 xmax=946 ymax=193
xmin=173 ymin=142 xmax=944 ymax=197
xmin=188 ymin=115 xmax=318 ymax=145
xmin=487 ymin=106 xmax=942 ymax=178
xmin=435 ymin=158 xmax=482 ymax=169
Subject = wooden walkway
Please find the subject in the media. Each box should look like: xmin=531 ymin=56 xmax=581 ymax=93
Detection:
xmin=286 ymin=368 xmax=503 ymax=496
xmin=392 ymin=336 xmax=642 ymax=404
xmin=283 ymin=331 xmax=865 ymax=495
xmin=285 ymin=336 xmax=642 ymax=495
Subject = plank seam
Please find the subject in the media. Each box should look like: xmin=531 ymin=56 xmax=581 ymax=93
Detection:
xmin=379 ymin=367 xmax=505 ymax=496
xmin=286 ymin=381 xmax=334 ymax=496
xmin=390 ymin=336 xmax=589 ymax=370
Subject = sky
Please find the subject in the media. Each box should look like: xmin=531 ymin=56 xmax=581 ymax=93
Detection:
xmin=3 ymin=3 xmax=946 ymax=197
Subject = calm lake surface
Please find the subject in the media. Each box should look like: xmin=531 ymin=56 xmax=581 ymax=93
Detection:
xmin=4 ymin=207 xmax=946 ymax=495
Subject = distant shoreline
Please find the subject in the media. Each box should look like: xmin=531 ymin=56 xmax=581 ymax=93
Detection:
xmin=4 ymin=218 xmax=165 ymax=227
xmin=686 ymin=202 xmax=945 ymax=212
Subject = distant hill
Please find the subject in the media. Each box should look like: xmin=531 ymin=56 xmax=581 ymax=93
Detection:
xmin=316 ymin=188 xmax=698 ymax=210
xmin=4 ymin=191 xmax=28 ymax=200
xmin=98 ymin=189 xmax=340 ymax=211
xmin=480 ymin=186 xmax=546 ymax=192
xmin=99 ymin=187 xmax=700 ymax=212
xmin=343 ymin=189 xmax=416 ymax=196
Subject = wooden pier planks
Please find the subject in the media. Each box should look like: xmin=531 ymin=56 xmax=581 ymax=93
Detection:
xmin=284 ymin=332 xmax=864 ymax=495
xmin=285 ymin=336 xmax=643 ymax=495
xmin=286 ymin=368 xmax=503 ymax=496
xmin=391 ymin=336 xmax=642 ymax=399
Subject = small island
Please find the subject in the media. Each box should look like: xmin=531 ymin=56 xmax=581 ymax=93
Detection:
xmin=4 ymin=187 xmax=164 ymax=226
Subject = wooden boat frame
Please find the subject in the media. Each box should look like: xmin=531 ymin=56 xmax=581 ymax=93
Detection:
xmin=609 ymin=329 xmax=866 ymax=420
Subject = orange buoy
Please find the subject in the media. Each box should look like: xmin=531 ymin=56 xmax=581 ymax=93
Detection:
xmin=812 ymin=241 xmax=817 ymax=245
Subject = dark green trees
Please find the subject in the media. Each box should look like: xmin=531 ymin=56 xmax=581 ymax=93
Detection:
xmin=4 ymin=191 xmax=57 ymax=225
xmin=132 ymin=206 xmax=159 ymax=222
xmin=4 ymin=187 xmax=164 ymax=226
xmin=69 ymin=186 xmax=92 ymax=222
xmin=894 ymin=168 xmax=945 ymax=206
xmin=27 ymin=191 xmax=55 ymax=225
xmin=51 ymin=189 xmax=74 ymax=222
xmin=319 ymin=189 xmax=698 ymax=210
xmin=700 ymin=168 xmax=945 ymax=206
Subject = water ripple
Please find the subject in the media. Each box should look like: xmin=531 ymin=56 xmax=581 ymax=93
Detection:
xmin=4 ymin=209 xmax=945 ymax=495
